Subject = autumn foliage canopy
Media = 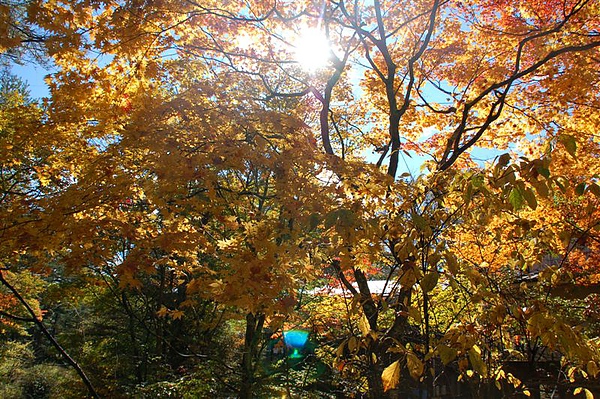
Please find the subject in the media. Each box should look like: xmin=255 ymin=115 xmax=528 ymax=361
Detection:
xmin=1 ymin=0 xmax=600 ymax=397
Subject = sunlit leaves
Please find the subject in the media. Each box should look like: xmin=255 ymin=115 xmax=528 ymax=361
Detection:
xmin=381 ymin=360 xmax=401 ymax=392
xmin=468 ymin=345 xmax=487 ymax=376
xmin=508 ymin=186 xmax=524 ymax=211
xmin=4 ymin=0 xmax=600 ymax=397
xmin=358 ymin=313 xmax=370 ymax=337
xmin=573 ymin=387 xmax=595 ymax=399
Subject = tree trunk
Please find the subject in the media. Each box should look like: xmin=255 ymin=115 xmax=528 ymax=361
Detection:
xmin=121 ymin=292 xmax=143 ymax=383
xmin=366 ymin=361 xmax=387 ymax=399
xmin=239 ymin=312 xmax=265 ymax=399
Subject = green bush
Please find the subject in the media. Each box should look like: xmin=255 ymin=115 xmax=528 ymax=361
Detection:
xmin=0 ymin=342 xmax=85 ymax=399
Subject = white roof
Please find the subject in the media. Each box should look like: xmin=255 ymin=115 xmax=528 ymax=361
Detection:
xmin=308 ymin=280 xmax=396 ymax=296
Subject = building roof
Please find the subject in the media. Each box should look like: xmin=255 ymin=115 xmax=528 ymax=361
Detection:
xmin=308 ymin=280 xmax=396 ymax=297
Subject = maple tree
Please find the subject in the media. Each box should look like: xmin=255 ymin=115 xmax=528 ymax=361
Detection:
xmin=436 ymin=156 xmax=600 ymax=397
xmin=2 ymin=0 xmax=600 ymax=397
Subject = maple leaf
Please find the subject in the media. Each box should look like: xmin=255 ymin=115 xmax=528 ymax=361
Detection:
xmin=171 ymin=309 xmax=184 ymax=320
xmin=156 ymin=306 xmax=168 ymax=318
xmin=5 ymin=1 xmax=600 ymax=398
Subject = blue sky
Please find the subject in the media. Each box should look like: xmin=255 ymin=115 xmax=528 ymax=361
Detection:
xmin=12 ymin=62 xmax=52 ymax=98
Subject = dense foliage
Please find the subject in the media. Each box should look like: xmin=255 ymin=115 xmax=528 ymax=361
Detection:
xmin=1 ymin=0 xmax=600 ymax=398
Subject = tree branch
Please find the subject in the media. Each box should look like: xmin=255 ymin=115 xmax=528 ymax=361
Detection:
xmin=0 ymin=271 xmax=100 ymax=399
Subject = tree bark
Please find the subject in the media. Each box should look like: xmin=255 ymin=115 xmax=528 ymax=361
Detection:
xmin=239 ymin=312 xmax=265 ymax=399
xmin=366 ymin=359 xmax=387 ymax=399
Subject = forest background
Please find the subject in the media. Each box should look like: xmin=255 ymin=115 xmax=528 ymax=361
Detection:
xmin=1 ymin=0 xmax=600 ymax=398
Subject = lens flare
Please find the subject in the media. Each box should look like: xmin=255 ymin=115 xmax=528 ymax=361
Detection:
xmin=283 ymin=329 xmax=309 ymax=358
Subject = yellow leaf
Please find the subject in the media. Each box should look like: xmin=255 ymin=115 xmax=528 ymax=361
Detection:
xmin=348 ymin=336 xmax=358 ymax=352
xmin=171 ymin=309 xmax=184 ymax=320
xmin=469 ymin=345 xmax=487 ymax=375
xmin=444 ymin=252 xmax=459 ymax=275
xmin=408 ymin=306 xmax=422 ymax=323
xmin=587 ymin=361 xmax=599 ymax=378
xmin=359 ymin=313 xmax=370 ymax=337
xmin=406 ymin=352 xmax=424 ymax=380
xmin=574 ymin=387 xmax=594 ymax=399
xmin=267 ymin=315 xmax=285 ymax=331
xmin=382 ymin=360 xmax=401 ymax=392
xmin=157 ymin=305 xmax=168 ymax=318
xmin=522 ymin=187 xmax=537 ymax=210
xmin=335 ymin=339 xmax=346 ymax=358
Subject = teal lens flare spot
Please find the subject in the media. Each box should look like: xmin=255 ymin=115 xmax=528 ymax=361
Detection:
xmin=283 ymin=330 xmax=309 ymax=350
xmin=289 ymin=348 xmax=302 ymax=359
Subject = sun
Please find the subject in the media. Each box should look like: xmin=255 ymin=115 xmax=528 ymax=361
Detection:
xmin=294 ymin=28 xmax=331 ymax=72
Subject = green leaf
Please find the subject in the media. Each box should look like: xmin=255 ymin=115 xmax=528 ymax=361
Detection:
xmin=471 ymin=173 xmax=485 ymax=188
xmin=509 ymin=187 xmax=524 ymax=211
xmin=463 ymin=182 xmax=473 ymax=205
xmin=575 ymin=182 xmax=586 ymax=196
xmin=536 ymin=165 xmax=550 ymax=179
xmin=560 ymin=134 xmax=577 ymax=159
xmin=420 ymin=271 xmax=439 ymax=293
xmin=411 ymin=211 xmax=428 ymax=232
xmin=382 ymin=360 xmax=401 ymax=392
xmin=309 ymin=213 xmax=320 ymax=230
xmin=438 ymin=345 xmax=457 ymax=365
xmin=324 ymin=211 xmax=338 ymax=229
xmin=338 ymin=209 xmax=357 ymax=227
